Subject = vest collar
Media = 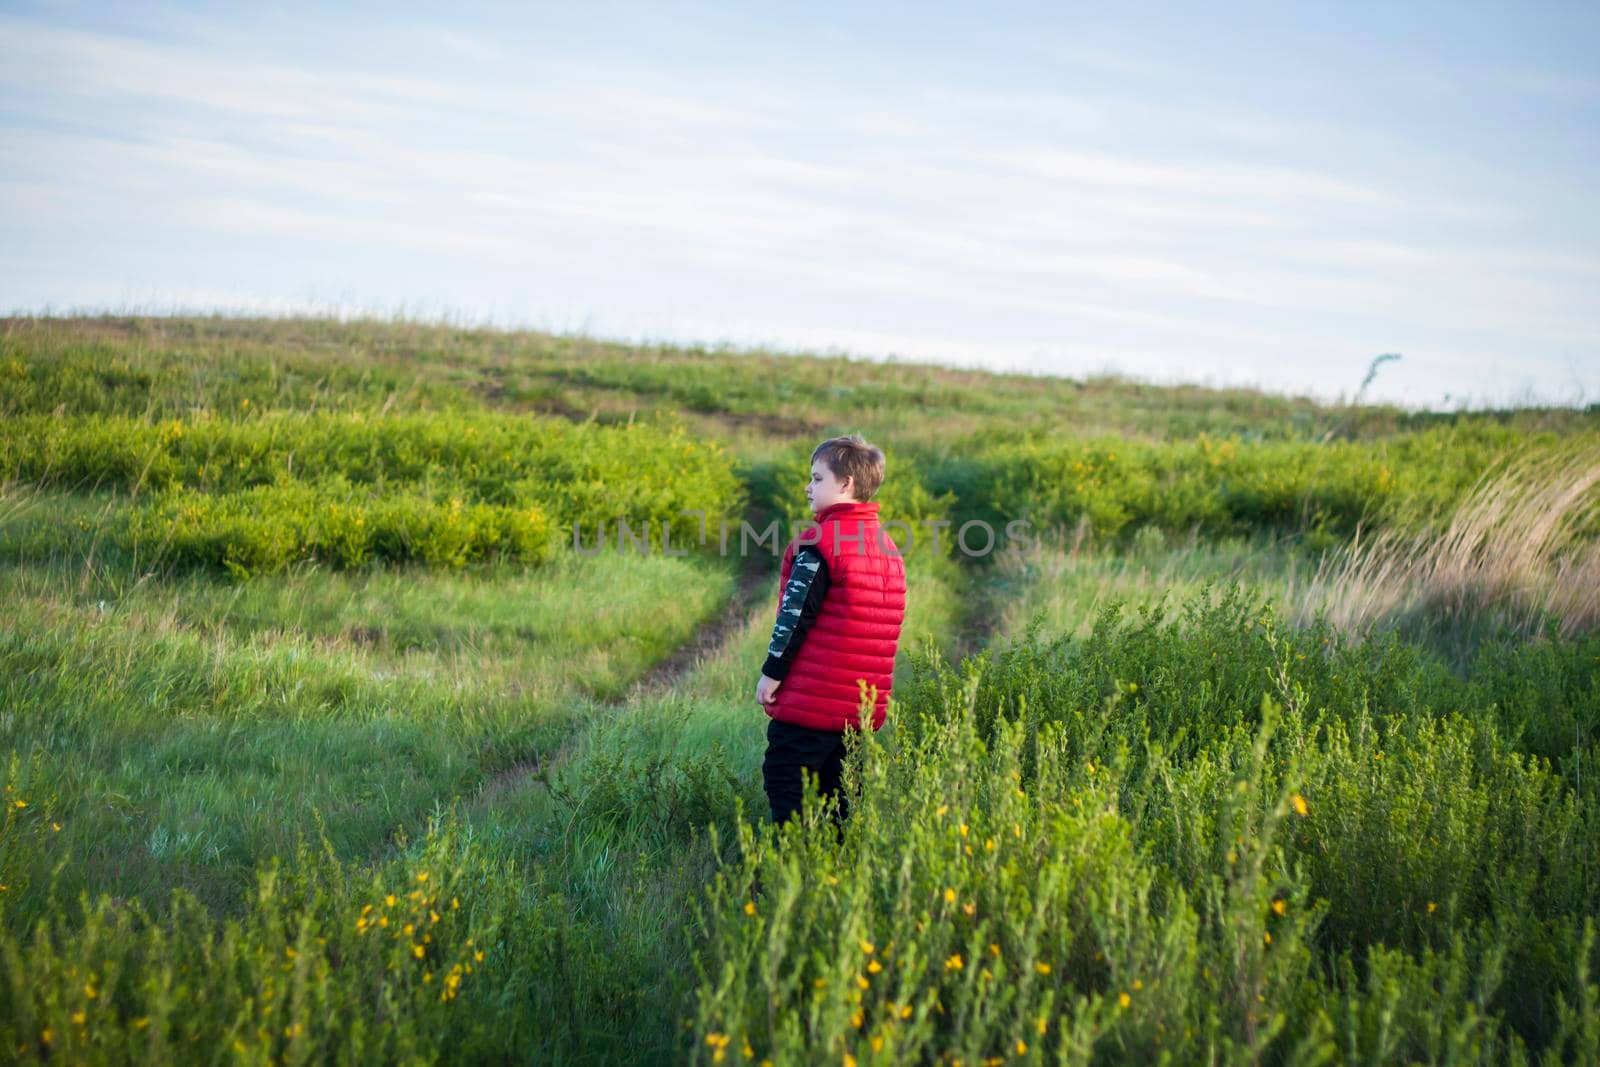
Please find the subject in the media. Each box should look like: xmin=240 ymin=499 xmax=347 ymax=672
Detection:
xmin=813 ymin=499 xmax=879 ymax=525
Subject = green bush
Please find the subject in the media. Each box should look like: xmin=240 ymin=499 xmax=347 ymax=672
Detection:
xmin=927 ymin=424 xmax=1597 ymax=547
xmin=1 ymin=412 xmax=745 ymax=577
xmin=690 ymin=586 xmax=1600 ymax=1064
xmin=121 ymin=479 xmax=558 ymax=578
xmin=0 ymin=817 xmax=509 ymax=1065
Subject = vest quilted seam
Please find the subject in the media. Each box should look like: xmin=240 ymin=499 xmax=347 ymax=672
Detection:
xmin=767 ymin=501 xmax=907 ymax=732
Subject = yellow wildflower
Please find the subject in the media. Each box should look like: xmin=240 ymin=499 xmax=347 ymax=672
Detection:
xmin=945 ymin=953 xmax=963 ymax=971
xmin=1289 ymin=793 xmax=1309 ymax=816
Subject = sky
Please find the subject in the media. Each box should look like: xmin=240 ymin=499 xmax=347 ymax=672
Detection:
xmin=2 ymin=1 xmax=1597 ymax=410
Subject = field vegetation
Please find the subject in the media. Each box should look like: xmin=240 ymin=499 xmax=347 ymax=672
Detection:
xmin=1 ymin=315 xmax=1596 ymax=1064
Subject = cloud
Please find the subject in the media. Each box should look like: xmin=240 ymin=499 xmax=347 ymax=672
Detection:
xmin=988 ymin=148 xmax=1388 ymax=206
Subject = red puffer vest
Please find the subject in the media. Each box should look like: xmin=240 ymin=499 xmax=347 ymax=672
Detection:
xmin=767 ymin=500 xmax=908 ymax=732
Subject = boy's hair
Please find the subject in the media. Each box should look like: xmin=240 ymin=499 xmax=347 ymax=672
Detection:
xmin=811 ymin=434 xmax=886 ymax=502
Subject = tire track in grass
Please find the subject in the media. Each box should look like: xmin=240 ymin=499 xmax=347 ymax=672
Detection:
xmin=470 ymin=555 xmax=774 ymax=810
xmin=949 ymin=561 xmax=1005 ymax=663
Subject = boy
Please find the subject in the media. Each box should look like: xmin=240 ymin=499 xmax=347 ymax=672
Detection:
xmin=756 ymin=433 xmax=907 ymax=837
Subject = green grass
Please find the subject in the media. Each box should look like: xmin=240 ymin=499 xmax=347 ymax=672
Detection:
xmin=976 ymin=525 xmax=1315 ymax=646
xmin=0 ymin=542 xmax=738 ymax=927
xmin=7 ymin=314 xmax=1596 ymax=447
xmin=0 ymin=314 xmax=1596 ymax=1065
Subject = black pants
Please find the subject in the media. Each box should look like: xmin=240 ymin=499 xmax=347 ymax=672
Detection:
xmin=762 ymin=719 xmax=852 ymax=834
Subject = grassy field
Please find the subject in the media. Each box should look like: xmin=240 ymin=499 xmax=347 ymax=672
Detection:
xmin=0 ymin=315 xmax=1597 ymax=1065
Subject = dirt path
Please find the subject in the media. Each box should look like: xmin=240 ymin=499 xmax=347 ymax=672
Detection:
xmin=625 ymin=560 xmax=774 ymax=698
xmin=469 ymin=557 xmax=775 ymax=809
xmin=948 ymin=560 xmax=1008 ymax=664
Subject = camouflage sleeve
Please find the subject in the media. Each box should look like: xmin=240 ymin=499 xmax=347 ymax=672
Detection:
xmin=761 ymin=546 xmax=829 ymax=681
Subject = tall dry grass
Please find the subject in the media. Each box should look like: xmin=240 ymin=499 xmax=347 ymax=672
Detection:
xmin=1291 ymin=438 xmax=1600 ymax=640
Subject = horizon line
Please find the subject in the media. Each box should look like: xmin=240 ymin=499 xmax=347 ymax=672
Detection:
xmin=4 ymin=300 xmax=1593 ymax=416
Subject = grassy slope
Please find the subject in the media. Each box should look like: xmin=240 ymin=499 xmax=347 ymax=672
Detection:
xmin=7 ymin=315 xmax=1595 ymax=447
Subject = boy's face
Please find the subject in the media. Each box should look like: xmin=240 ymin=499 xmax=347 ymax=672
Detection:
xmin=807 ymin=459 xmax=856 ymax=515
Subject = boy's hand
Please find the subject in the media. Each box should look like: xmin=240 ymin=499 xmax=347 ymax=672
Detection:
xmin=755 ymin=673 xmax=782 ymax=708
